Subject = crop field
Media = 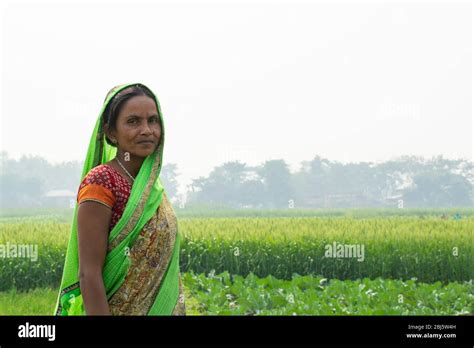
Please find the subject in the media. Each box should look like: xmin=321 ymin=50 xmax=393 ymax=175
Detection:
xmin=0 ymin=208 xmax=472 ymax=315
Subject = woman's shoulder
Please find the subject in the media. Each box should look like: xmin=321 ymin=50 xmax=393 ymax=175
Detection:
xmin=77 ymin=164 xmax=118 ymax=208
xmin=79 ymin=164 xmax=117 ymax=191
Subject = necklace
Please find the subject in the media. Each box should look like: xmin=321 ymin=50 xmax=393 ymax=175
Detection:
xmin=115 ymin=157 xmax=135 ymax=182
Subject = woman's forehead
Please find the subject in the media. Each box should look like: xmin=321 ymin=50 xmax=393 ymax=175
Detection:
xmin=121 ymin=95 xmax=158 ymax=115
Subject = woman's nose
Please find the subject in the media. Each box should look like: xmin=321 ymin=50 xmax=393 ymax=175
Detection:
xmin=140 ymin=123 xmax=152 ymax=135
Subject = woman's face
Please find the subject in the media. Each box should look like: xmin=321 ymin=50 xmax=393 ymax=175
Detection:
xmin=108 ymin=95 xmax=162 ymax=158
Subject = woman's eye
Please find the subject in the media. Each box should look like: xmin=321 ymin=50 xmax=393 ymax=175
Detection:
xmin=128 ymin=119 xmax=137 ymax=124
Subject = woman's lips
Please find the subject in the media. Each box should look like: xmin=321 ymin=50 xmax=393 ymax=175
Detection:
xmin=138 ymin=141 xmax=154 ymax=146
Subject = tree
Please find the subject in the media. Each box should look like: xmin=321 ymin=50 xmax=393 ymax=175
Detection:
xmin=404 ymin=172 xmax=473 ymax=207
xmin=256 ymin=159 xmax=292 ymax=209
xmin=188 ymin=161 xmax=249 ymax=208
xmin=160 ymin=163 xmax=180 ymax=201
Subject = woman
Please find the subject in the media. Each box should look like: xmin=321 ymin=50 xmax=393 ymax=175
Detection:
xmin=54 ymin=83 xmax=185 ymax=315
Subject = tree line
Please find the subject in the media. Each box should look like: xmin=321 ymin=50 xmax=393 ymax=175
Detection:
xmin=0 ymin=151 xmax=472 ymax=209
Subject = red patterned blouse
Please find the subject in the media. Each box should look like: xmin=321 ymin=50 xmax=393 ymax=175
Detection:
xmin=76 ymin=164 xmax=132 ymax=232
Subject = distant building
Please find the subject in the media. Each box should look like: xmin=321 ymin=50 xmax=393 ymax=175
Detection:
xmin=323 ymin=193 xmax=369 ymax=208
xmin=384 ymin=194 xmax=404 ymax=208
xmin=42 ymin=189 xmax=76 ymax=208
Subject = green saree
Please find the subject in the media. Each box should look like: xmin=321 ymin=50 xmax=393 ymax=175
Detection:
xmin=54 ymin=83 xmax=184 ymax=315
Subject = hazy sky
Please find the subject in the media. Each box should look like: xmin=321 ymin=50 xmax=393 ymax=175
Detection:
xmin=1 ymin=0 xmax=472 ymax=198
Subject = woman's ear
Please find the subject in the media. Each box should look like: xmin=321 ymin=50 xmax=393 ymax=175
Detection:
xmin=104 ymin=123 xmax=116 ymax=144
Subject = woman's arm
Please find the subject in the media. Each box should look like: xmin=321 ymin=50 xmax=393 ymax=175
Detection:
xmin=77 ymin=201 xmax=113 ymax=315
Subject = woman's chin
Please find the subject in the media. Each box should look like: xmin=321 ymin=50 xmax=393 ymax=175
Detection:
xmin=134 ymin=148 xmax=156 ymax=157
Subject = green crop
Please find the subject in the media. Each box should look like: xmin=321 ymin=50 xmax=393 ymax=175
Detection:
xmin=183 ymin=271 xmax=473 ymax=315
xmin=178 ymin=217 xmax=473 ymax=282
xmin=0 ymin=215 xmax=472 ymax=291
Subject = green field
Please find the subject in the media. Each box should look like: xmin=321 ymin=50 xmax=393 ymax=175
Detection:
xmin=1 ymin=273 xmax=472 ymax=315
xmin=0 ymin=208 xmax=472 ymax=315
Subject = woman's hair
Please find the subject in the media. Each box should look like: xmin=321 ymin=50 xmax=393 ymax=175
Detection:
xmin=102 ymin=84 xmax=157 ymax=147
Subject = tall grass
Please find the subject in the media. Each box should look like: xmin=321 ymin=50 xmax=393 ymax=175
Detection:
xmin=1 ymin=215 xmax=472 ymax=291
xmin=178 ymin=217 xmax=474 ymax=282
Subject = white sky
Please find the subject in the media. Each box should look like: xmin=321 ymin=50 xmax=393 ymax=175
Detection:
xmin=1 ymin=0 xmax=472 ymax=198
